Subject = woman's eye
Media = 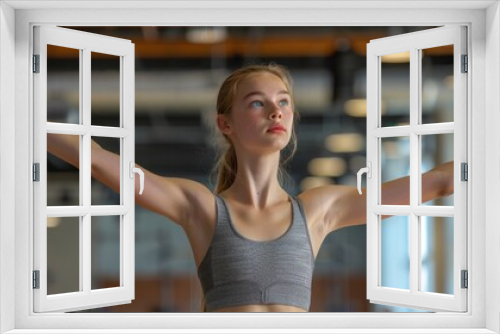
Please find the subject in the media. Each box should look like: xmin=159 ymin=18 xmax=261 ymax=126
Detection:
xmin=279 ymin=100 xmax=289 ymax=107
xmin=250 ymin=101 xmax=264 ymax=107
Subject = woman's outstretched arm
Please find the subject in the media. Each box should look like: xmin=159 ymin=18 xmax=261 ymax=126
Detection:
xmin=302 ymin=161 xmax=454 ymax=236
xmin=47 ymin=133 xmax=213 ymax=229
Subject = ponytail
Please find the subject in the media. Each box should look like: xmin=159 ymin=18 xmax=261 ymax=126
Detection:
xmin=214 ymin=144 xmax=238 ymax=194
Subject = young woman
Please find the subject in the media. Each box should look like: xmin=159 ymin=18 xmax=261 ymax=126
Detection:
xmin=47 ymin=63 xmax=454 ymax=312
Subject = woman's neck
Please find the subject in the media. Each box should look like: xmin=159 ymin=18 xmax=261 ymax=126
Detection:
xmin=224 ymin=152 xmax=286 ymax=209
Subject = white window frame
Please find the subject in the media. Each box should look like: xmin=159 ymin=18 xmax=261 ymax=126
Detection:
xmin=1 ymin=1 xmax=499 ymax=333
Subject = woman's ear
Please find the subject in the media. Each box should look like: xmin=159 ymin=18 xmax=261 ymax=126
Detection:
xmin=217 ymin=114 xmax=232 ymax=135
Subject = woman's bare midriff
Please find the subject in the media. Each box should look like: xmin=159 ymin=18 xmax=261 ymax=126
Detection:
xmin=211 ymin=304 xmax=307 ymax=312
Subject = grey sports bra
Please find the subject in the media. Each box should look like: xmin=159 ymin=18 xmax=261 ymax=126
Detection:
xmin=197 ymin=195 xmax=315 ymax=311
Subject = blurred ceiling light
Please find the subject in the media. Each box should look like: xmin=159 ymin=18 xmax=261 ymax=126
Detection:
xmin=47 ymin=217 xmax=60 ymax=228
xmin=325 ymin=133 xmax=364 ymax=153
xmin=308 ymin=157 xmax=346 ymax=177
xmin=345 ymin=98 xmax=386 ymax=117
xmin=186 ymin=27 xmax=227 ymax=44
xmin=344 ymin=98 xmax=367 ymax=117
xmin=300 ymin=176 xmax=333 ymax=191
xmin=381 ymin=51 xmax=410 ymax=63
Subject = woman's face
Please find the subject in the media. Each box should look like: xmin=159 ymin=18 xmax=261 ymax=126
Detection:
xmin=218 ymin=72 xmax=294 ymax=156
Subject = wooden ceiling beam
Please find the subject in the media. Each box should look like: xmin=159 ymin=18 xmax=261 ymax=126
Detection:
xmin=46 ymin=35 xmax=453 ymax=59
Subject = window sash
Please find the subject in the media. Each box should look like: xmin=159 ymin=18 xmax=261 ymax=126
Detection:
xmin=32 ymin=25 xmax=136 ymax=313
xmin=366 ymin=26 xmax=468 ymax=312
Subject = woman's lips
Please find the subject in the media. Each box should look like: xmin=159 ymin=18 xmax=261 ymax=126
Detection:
xmin=267 ymin=125 xmax=286 ymax=133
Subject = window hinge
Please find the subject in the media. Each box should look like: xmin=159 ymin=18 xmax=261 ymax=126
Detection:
xmin=461 ymin=54 xmax=468 ymax=73
xmin=33 ymin=163 xmax=40 ymax=182
xmin=461 ymin=270 xmax=468 ymax=289
xmin=33 ymin=54 xmax=40 ymax=73
xmin=461 ymin=162 xmax=468 ymax=181
xmin=33 ymin=270 xmax=40 ymax=289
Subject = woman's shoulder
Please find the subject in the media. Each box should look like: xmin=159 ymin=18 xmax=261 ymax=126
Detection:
xmin=186 ymin=182 xmax=218 ymax=220
xmin=161 ymin=178 xmax=217 ymax=230
xmin=296 ymin=184 xmax=356 ymax=223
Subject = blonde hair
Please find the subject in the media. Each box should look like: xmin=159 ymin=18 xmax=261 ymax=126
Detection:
xmin=212 ymin=63 xmax=298 ymax=194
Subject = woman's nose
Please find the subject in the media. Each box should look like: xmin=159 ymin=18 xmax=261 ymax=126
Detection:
xmin=269 ymin=105 xmax=283 ymax=119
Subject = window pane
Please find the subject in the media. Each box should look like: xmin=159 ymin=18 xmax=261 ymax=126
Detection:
xmin=420 ymin=216 xmax=454 ymax=295
xmin=381 ymin=136 xmax=410 ymax=205
xmin=421 ymin=133 xmax=454 ymax=206
xmin=47 ymin=134 xmax=80 ymax=206
xmin=47 ymin=216 xmax=80 ymax=295
xmin=91 ymin=52 xmax=120 ymax=127
xmin=92 ymin=216 xmax=121 ymax=290
xmin=91 ymin=136 xmax=121 ymax=206
xmin=381 ymin=51 xmax=410 ymax=127
xmin=47 ymin=44 xmax=80 ymax=124
xmin=421 ymin=45 xmax=454 ymax=124
xmin=381 ymin=215 xmax=410 ymax=290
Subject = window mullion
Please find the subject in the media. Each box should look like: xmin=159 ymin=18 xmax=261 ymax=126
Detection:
xmin=373 ymin=205 xmax=454 ymax=217
xmin=413 ymin=123 xmax=454 ymax=135
xmin=82 ymin=47 xmax=92 ymax=294
xmin=409 ymin=47 xmax=420 ymax=295
xmin=81 ymin=214 xmax=91 ymax=293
